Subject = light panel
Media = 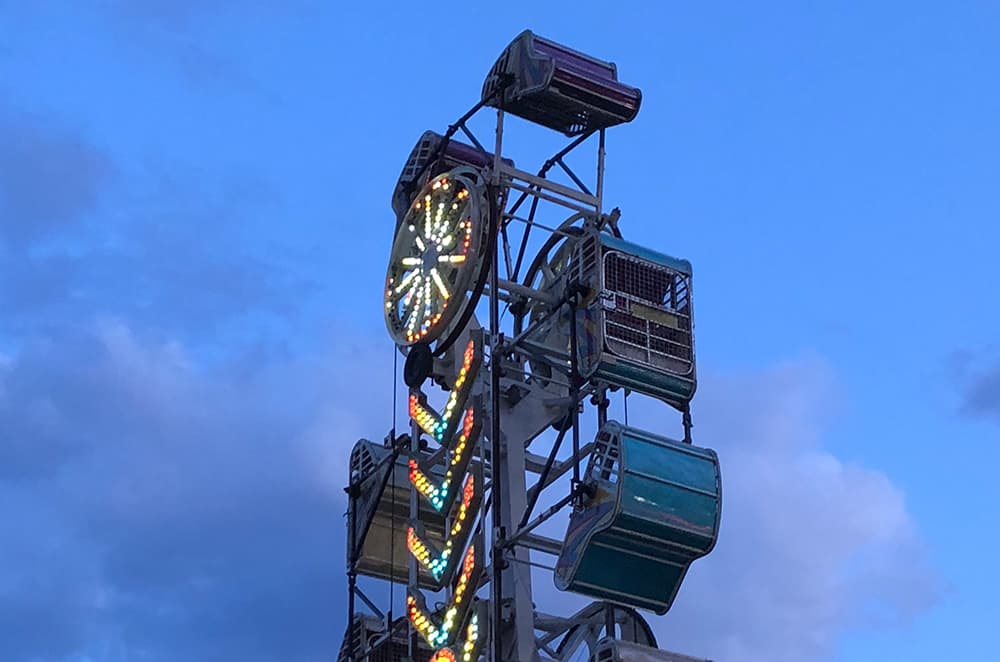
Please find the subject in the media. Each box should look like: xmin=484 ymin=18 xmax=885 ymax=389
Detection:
xmin=407 ymin=337 xmax=483 ymax=514
xmin=406 ymin=540 xmax=482 ymax=648
xmin=428 ymin=604 xmax=485 ymax=662
xmin=384 ymin=171 xmax=486 ymax=349
xmin=408 ymin=407 xmax=479 ymax=512
xmin=404 ymin=333 xmax=488 ymax=659
xmin=407 ymin=472 xmax=480 ymax=583
xmin=408 ymin=338 xmax=481 ymax=442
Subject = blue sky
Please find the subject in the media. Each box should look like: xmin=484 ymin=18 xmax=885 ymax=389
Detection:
xmin=1 ymin=2 xmax=998 ymax=661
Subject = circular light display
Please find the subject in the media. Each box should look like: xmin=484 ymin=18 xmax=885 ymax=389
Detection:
xmin=384 ymin=168 xmax=488 ymax=348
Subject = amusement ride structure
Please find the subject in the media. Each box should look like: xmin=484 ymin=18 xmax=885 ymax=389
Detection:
xmin=341 ymin=31 xmax=722 ymax=662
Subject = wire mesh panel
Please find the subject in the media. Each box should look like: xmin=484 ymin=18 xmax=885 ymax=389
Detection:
xmin=578 ymin=232 xmax=697 ymax=406
xmin=514 ymin=228 xmax=697 ymax=405
xmin=602 ymin=250 xmax=693 ymax=377
xmin=587 ymin=424 xmax=622 ymax=484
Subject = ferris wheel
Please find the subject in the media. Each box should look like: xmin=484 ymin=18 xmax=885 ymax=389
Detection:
xmin=342 ymin=30 xmax=722 ymax=662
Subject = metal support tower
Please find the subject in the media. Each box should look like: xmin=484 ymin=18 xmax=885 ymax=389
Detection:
xmin=344 ymin=29 xmax=719 ymax=662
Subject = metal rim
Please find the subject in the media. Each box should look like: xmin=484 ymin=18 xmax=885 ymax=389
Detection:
xmin=553 ymin=601 xmax=657 ymax=662
xmin=384 ymin=167 xmax=489 ymax=350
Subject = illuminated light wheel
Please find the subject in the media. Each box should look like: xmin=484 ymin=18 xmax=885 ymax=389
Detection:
xmin=384 ymin=167 xmax=490 ymax=352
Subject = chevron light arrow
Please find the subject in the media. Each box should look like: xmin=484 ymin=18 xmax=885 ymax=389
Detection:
xmin=407 ymin=535 xmax=484 ymax=649
xmin=408 ymin=399 xmax=482 ymax=513
xmin=428 ymin=600 xmax=488 ymax=662
xmin=408 ymin=468 xmax=482 ymax=587
xmin=408 ymin=335 xmax=484 ymax=514
xmin=409 ymin=337 xmax=482 ymax=443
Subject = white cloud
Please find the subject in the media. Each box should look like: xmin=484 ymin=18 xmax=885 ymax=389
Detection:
xmin=609 ymin=358 xmax=942 ymax=662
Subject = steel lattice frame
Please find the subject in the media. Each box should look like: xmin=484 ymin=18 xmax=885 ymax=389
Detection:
xmin=345 ymin=77 xmax=702 ymax=662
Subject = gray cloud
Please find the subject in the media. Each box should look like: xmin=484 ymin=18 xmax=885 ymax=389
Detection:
xmin=0 ymin=161 xmax=320 ymax=345
xmin=93 ymin=0 xmax=314 ymax=99
xmin=0 ymin=487 xmax=103 ymax=661
xmin=0 ymin=319 xmax=392 ymax=661
xmin=102 ymin=0 xmax=308 ymax=29
xmin=0 ymin=113 xmax=113 ymax=248
xmin=955 ymin=354 xmax=1000 ymax=421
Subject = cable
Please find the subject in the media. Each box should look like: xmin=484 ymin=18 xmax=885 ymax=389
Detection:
xmin=389 ymin=348 xmax=398 ymax=623
xmin=392 ymin=349 xmax=398 ymax=439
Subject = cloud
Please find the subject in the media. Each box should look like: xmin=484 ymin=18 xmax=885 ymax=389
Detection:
xmin=93 ymin=0 xmax=314 ymax=99
xmin=0 ymin=112 xmax=113 ymax=248
xmin=595 ymin=359 xmax=942 ymax=662
xmin=102 ymin=0 xmax=307 ymax=29
xmin=0 ymin=319 xmax=393 ymax=661
xmin=0 ymin=163 xmax=320 ymax=345
xmin=954 ymin=352 xmax=1000 ymax=421
xmin=0 ymin=316 xmax=938 ymax=662
xmin=0 ymin=487 xmax=104 ymax=661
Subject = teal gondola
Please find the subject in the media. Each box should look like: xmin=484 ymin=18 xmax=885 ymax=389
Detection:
xmin=554 ymin=422 xmax=722 ymax=614
xmin=519 ymin=227 xmax=698 ymax=408
xmin=576 ymin=233 xmax=698 ymax=407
